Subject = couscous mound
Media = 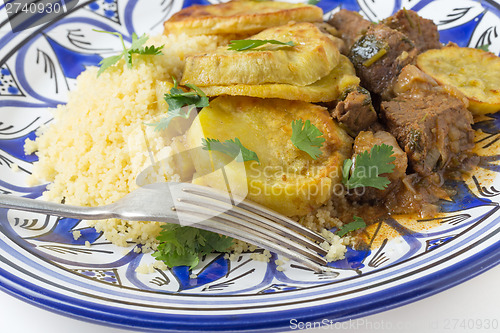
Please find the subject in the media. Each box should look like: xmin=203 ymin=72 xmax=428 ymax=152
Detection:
xmin=25 ymin=33 xmax=224 ymax=251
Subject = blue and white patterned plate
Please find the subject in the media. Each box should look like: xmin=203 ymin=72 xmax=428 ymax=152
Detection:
xmin=0 ymin=0 xmax=499 ymax=332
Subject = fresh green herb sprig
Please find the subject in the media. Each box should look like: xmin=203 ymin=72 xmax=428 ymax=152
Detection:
xmin=202 ymin=137 xmax=260 ymax=163
xmin=335 ymin=216 xmax=366 ymax=237
xmin=94 ymin=30 xmax=164 ymax=76
xmin=148 ymin=79 xmax=209 ymax=132
xmin=165 ymin=80 xmax=209 ymax=111
xmin=342 ymin=144 xmax=395 ymax=190
xmin=290 ymin=119 xmax=325 ymax=159
xmin=307 ymin=0 xmax=320 ymax=4
xmin=153 ymin=224 xmax=233 ymax=269
xmin=477 ymin=44 xmax=491 ymax=52
xmin=149 ymin=107 xmax=195 ymax=132
xmin=228 ymin=39 xmax=295 ymax=51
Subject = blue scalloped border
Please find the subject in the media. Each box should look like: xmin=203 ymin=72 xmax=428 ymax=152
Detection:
xmin=0 ymin=0 xmax=499 ymax=331
xmin=0 ymin=235 xmax=498 ymax=332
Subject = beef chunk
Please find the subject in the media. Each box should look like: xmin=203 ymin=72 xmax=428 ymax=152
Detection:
xmin=380 ymin=92 xmax=474 ymax=176
xmin=391 ymin=64 xmax=470 ymax=106
xmin=350 ymin=131 xmax=408 ymax=202
xmin=327 ymin=9 xmax=373 ymax=53
xmin=383 ymin=9 xmax=442 ymax=53
xmin=332 ymin=87 xmax=377 ymax=135
xmin=348 ymin=24 xmax=417 ymax=97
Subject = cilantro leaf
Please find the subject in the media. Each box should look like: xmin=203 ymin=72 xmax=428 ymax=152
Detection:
xmin=228 ymin=39 xmax=295 ymax=51
xmin=93 ymin=30 xmax=163 ymax=76
xmin=123 ymin=32 xmax=149 ymax=66
xmin=290 ymin=119 xmax=325 ymax=159
xmin=96 ymin=54 xmax=123 ymax=75
xmin=164 ymin=79 xmax=209 ymax=111
xmin=148 ymin=107 xmax=196 ymax=132
xmin=342 ymin=144 xmax=395 ymax=190
xmin=153 ymin=224 xmax=233 ymax=269
xmin=142 ymin=44 xmax=165 ymax=55
xmin=129 ymin=32 xmax=149 ymax=49
xmin=476 ymin=44 xmax=490 ymax=52
xmin=146 ymin=79 xmax=208 ymax=131
xmin=128 ymin=43 xmax=164 ymax=66
xmin=335 ymin=216 xmax=366 ymax=237
xmin=202 ymin=137 xmax=260 ymax=163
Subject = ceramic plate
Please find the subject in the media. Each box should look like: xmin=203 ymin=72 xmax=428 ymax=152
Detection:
xmin=0 ymin=0 xmax=499 ymax=332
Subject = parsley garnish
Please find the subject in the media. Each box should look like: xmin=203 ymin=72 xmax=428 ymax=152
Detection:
xmin=202 ymin=138 xmax=260 ymax=163
xmin=335 ymin=216 xmax=366 ymax=237
xmin=476 ymin=44 xmax=490 ymax=52
xmin=307 ymin=0 xmax=320 ymax=4
xmin=165 ymin=79 xmax=209 ymax=111
xmin=148 ymin=79 xmax=209 ymax=131
xmin=149 ymin=106 xmax=195 ymax=132
xmin=94 ymin=30 xmax=164 ymax=76
xmin=290 ymin=119 xmax=325 ymax=159
xmin=228 ymin=39 xmax=295 ymax=51
xmin=342 ymin=144 xmax=395 ymax=190
xmin=153 ymin=224 xmax=233 ymax=269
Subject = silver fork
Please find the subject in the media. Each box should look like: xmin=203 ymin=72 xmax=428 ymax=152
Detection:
xmin=0 ymin=182 xmax=333 ymax=273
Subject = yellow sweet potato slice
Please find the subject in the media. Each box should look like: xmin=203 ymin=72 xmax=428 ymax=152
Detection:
xmin=198 ymin=55 xmax=359 ymax=102
xmin=417 ymin=45 xmax=500 ymax=115
xmin=163 ymin=0 xmax=323 ymax=36
xmin=185 ymin=96 xmax=352 ymax=217
xmin=181 ymin=22 xmax=341 ymax=87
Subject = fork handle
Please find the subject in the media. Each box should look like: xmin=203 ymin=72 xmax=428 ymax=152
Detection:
xmin=0 ymin=194 xmax=112 ymax=220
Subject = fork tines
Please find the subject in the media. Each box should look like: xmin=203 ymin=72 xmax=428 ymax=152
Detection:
xmin=177 ymin=183 xmax=333 ymax=273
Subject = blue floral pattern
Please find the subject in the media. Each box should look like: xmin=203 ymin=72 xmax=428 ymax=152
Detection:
xmin=0 ymin=0 xmax=499 ymax=331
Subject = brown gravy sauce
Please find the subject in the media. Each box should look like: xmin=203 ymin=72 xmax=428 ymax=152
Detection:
xmin=336 ymin=103 xmax=498 ymax=250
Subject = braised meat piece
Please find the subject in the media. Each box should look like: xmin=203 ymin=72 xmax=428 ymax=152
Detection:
xmin=348 ymin=24 xmax=417 ymax=97
xmin=383 ymin=9 xmax=442 ymax=53
xmin=350 ymin=131 xmax=408 ymax=202
xmin=380 ymin=92 xmax=474 ymax=176
xmin=391 ymin=64 xmax=470 ymax=105
xmin=327 ymin=9 xmax=373 ymax=53
xmin=332 ymin=87 xmax=377 ymax=135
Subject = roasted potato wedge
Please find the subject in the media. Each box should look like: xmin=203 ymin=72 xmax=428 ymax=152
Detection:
xmin=417 ymin=45 xmax=500 ymax=115
xmin=198 ymin=55 xmax=359 ymax=102
xmin=185 ymin=96 xmax=352 ymax=216
xmin=163 ymin=0 xmax=322 ymax=36
xmin=181 ymin=22 xmax=341 ymax=87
